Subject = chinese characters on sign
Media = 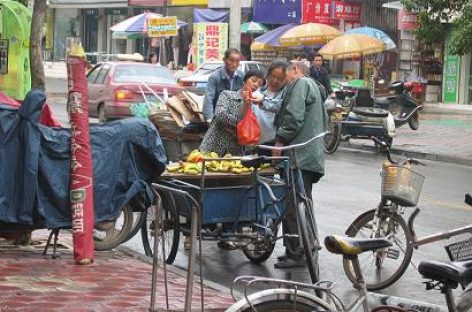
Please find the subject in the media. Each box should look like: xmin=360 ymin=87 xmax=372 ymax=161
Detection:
xmin=443 ymin=36 xmax=459 ymax=103
xmin=194 ymin=23 xmax=228 ymax=67
xmin=253 ymin=0 xmax=302 ymax=24
xmin=148 ymin=17 xmax=178 ymax=37
xmin=398 ymin=10 xmax=418 ymax=30
xmin=302 ymin=0 xmax=337 ymax=25
xmin=333 ymin=1 xmax=361 ymax=21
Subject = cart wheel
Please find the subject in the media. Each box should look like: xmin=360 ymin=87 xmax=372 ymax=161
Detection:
xmin=242 ymin=219 xmax=279 ymax=264
xmin=141 ymin=192 xmax=180 ymax=264
xmin=94 ymin=203 xmax=134 ymax=251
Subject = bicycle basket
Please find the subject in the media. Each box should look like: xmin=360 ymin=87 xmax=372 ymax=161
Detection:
xmin=381 ymin=165 xmax=425 ymax=207
xmin=445 ymin=237 xmax=472 ymax=261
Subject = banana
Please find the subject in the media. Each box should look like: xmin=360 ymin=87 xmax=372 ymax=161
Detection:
xmin=183 ymin=168 xmax=199 ymax=175
xmin=166 ymin=164 xmax=181 ymax=173
xmin=260 ymin=163 xmax=271 ymax=169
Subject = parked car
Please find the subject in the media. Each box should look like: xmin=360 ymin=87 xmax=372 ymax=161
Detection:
xmin=87 ymin=61 xmax=181 ymax=122
xmin=178 ymin=61 xmax=268 ymax=94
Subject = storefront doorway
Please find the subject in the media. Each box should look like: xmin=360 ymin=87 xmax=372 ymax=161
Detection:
xmin=83 ymin=9 xmax=98 ymax=55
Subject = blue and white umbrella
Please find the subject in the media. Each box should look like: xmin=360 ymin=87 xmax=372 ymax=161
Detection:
xmin=345 ymin=26 xmax=397 ymax=51
xmin=110 ymin=12 xmax=187 ymax=39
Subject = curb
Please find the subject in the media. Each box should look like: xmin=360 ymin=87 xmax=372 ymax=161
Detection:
xmin=118 ymin=245 xmax=234 ymax=296
xmin=341 ymin=143 xmax=472 ymax=167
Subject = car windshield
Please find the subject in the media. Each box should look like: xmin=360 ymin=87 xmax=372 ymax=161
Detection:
xmin=113 ymin=64 xmax=176 ymax=84
xmin=194 ymin=63 xmax=223 ymax=75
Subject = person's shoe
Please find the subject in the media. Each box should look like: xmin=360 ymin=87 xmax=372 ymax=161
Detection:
xmin=274 ymin=257 xmax=307 ymax=269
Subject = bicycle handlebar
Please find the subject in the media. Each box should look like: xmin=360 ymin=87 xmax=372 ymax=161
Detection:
xmin=257 ymin=132 xmax=328 ymax=151
xmin=371 ymin=136 xmax=427 ymax=167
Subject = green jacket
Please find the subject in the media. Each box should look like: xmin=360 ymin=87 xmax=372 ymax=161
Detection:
xmin=274 ymin=76 xmax=328 ymax=174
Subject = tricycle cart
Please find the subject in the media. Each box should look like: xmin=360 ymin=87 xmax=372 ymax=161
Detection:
xmin=142 ymin=158 xmax=288 ymax=265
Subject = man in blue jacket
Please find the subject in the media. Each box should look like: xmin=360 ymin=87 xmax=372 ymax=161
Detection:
xmin=203 ymin=48 xmax=244 ymax=123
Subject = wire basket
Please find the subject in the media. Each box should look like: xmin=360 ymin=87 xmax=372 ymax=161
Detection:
xmin=445 ymin=238 xmax=472 ymax=261
xmin=381 ymin=165 xmax=425 ymax=207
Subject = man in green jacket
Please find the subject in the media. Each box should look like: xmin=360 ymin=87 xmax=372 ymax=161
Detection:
xmin=273 ymin=62 xmax=328 ymax=271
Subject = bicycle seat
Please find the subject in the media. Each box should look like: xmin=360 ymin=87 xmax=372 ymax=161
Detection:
xmin=241 ymin=156 xmax=271 ymax=169
xmin=418 ymin=260 xmax=472 ymax=289
xmin=324 ymin=235 xmax=392 ymax=259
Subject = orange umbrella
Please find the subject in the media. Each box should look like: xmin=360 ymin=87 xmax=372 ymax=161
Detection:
xmin=279 ymin=23 xmax=342 ymax=47
xmin=318 ymin=34 xmax=386 ymax=59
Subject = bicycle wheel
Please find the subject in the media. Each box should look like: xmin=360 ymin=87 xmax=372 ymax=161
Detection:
xmin=122 ymin=196 xmax=149 ymax=243
xmin=343 ymin=209 xmax=413 ymax=290
xmin=242 ymin=220 xmax=279 ymax=264
xmin=141 ymin=192 xmax=180 ymax=264
xmin=225 ymin=289 xmax=331 ymax=312
xmin=324 ymin=121 xmax=341 ymax=154
xmin=93 ymin=203 xmax=134 ymax=251
xmin=297 ymin=201 xmax=320 ymax=284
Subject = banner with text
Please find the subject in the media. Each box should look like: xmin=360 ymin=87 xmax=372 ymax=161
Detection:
xmin=148 ymin=16 xmax=178 ymax=37
xmin=194 ymin=23 xmax=228 ymax=67
xmin=302 ymin=0 xmax=337 ymax=25
xmin=333 ymin=1 xmax=361 ymax=21
xmin=253 ymin=0 xmax=302 ymax=24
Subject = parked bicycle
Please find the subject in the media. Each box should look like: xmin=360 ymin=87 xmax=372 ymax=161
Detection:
xmin=343 ymin=138 xmax=472 ymax=290
xmin=226 ymin=232 xmax=472 ymax=311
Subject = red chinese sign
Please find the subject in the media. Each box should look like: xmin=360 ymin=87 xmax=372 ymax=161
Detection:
xmin=194 ymin=23 xmax=228 ymax=66
xmin=333 ymin=1 xmax=361 ymax=21
xmin=398 ymin=10 xmax=418 ymax=30
xmin=302 ymin=0 xmax=338 ymax=25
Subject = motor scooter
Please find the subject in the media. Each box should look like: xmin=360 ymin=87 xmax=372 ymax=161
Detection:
xmin=324 ymin=81 xmax=422 ymax=154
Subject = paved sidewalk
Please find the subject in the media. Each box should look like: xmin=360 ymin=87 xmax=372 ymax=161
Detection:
xmin=346 ymin=112 xmax=472 ymax=166
xmin=0 ymin=231 xmax=234 ymax=312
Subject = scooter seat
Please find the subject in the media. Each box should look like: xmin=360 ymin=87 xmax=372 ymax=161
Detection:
xmin=352 ymin=107 xmax=389 ymax=118
xmin=418 ymin=260 xmax=472 ymax=289
xmin=374 ymin=97 xmax=391 ymax=109
xmin=324 ymin=235 xmax=392 ymax=259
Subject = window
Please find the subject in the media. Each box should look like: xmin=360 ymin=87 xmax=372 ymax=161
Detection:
xmin=87 ymin=65 xmax=100 ymax=83
xmin=95 ymin=66 xmax=109 ymax=85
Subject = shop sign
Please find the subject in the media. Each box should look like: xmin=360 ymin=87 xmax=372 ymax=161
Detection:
xmin=194 ymin=23 xmax=228 ymax=67
xmin=333 ymin=1 xmax=361 ymax=22
xmin=128 ymin=0 xmax=165 ymax=6
xmin=398 ymin=10 xmax=418 ymax=30
xmin=105 ymin=8 xmax=128 ymax=16
xmin=253 ymin=0 xmax=302 ymax=24
xmin=302 ymin=0 xmax=337 ymax=25
xmin=148 ymin=16 xmax=178 ymax=37
xmin=170 ymin=0 xmax=208 ymax=5
xmin=84 ymin=9 xmax=98 ymax=16
xmin=443 ymin=37 xmax=460 ymax=103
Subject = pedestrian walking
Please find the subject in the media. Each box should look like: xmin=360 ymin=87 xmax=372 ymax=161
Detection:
xmin=272 ymin=62 xmax=328 ymax=270
xmin=309 ymin=53 xmax=334 ymax=98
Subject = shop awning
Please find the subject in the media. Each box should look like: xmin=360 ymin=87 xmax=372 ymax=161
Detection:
xmin=253 ymin=23 xmax=297 ymax=47
xmin=48 ymin=0 xmax=127 ymax=8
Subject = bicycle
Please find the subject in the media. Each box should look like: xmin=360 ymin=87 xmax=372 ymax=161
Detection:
xmin=343 ymin=138 xmax=472 ymax=290
xmin=142 ymin=133 xmax=326 ymax=285
xmin=226 ymin=234 xmax=472 ymax=312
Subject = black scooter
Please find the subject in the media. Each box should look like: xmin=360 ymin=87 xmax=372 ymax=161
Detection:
xmin=374 ymin=81 xmax=422 ymax=131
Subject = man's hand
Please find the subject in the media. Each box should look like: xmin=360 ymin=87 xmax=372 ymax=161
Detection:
xmin=250 ymin=94 xmax=264 ymax=106
xmin=272 ymin=141 xmax=284 ymax=157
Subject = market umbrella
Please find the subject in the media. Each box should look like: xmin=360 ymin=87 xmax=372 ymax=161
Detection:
xmin=110 ymin=12 xmax=187 ymax=39
xmin=240 ymin=22 xmax=269 ymax=34
xmin=253 ymin=23 xmax=297 ymax=47
xmin=345 ymin=26 xmax=397 ymax=51
xmin=279 ymin=23 xmax=342 ymax=47
xmin=318 ymin=34 xmax=386 ymax=59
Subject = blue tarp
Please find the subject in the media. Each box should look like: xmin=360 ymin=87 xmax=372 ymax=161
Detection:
xmin=0 ymin=90 xmax=167 ymax=229
xmin=193 ymin=8 xmax=229 ymax=23
xmin=253 ymin=0 xmax=302 ymax=24
xmin=253 ymin=23 xmax=297 ymax=47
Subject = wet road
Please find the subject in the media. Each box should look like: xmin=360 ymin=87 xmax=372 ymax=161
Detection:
xmin=125 ymin=149 xmax=472 ymax=307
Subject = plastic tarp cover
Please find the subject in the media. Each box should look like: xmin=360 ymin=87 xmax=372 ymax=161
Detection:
xmin=193 ymin=8 xmax=229 ymax=23
xmin=0 ymin=90 xmax=167 ymax=229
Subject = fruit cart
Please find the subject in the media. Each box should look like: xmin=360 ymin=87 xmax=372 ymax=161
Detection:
xmin=142 ymin=154 xmax=288 ymax=265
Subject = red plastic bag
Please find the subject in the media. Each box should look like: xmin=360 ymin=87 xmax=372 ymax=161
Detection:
xmin=237 ymin=105 xmax=260 ymax=145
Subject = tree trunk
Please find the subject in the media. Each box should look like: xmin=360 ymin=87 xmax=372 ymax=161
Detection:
xmin=30 ymin=0 xmax=46 ymax=90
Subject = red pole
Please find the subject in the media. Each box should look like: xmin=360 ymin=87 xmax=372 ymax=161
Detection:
xmin=66 ymin=43 xmax=94 ymax=265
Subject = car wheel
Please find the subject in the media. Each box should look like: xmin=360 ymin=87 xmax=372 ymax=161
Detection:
xmin=98 ymin=104 xmax=107 ymax=123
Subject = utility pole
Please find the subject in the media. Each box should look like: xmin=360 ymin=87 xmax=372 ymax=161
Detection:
xmin=159 ymin=0 xmax=168 ymax=65
xmin=228 ymin=0 xmax=241 ymax=49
